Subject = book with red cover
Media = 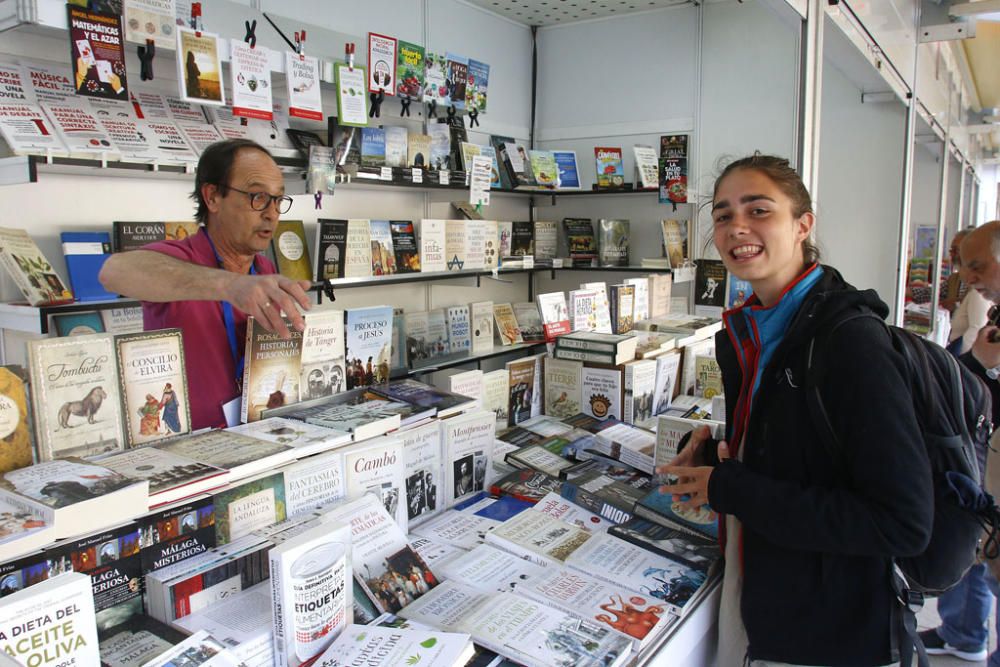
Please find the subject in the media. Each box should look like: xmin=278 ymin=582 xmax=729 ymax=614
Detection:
xmin=489 ymin=469 xmax=562 ymax=504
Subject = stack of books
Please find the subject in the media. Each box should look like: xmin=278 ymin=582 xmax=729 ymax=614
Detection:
xmin=553 ymin=331 xmax=639 ymax=366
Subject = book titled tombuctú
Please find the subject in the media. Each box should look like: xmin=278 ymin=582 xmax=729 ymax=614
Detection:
xmin=28 ymin=333 xmax=124 ymax=462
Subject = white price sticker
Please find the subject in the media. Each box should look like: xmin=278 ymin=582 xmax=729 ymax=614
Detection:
xmin=522 ymin=255 xmax=535 ymax=269
xmin=469 ymin=154 xmax=493 ymax=206
xmin=412 ymin=168 xmax=423 ymax=183
xmin=381 ymin=167 xmax=393 ymax=181
xmin=439 ymin=170 xmax=450 ymax=186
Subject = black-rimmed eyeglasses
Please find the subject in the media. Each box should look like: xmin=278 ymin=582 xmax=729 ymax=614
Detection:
xmin=224 ymin=185 xmax=293 ymax=214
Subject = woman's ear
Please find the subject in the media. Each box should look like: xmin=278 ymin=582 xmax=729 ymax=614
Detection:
xmin=796 ymin=211 xmax=815 ymax=242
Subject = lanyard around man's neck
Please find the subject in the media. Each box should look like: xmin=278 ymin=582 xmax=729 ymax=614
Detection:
xmin=204 ymin=231 xmax=257 ymax=387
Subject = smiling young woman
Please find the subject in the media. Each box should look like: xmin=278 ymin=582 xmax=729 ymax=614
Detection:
xmin=658 ymin=155 xmax=931 ymax=666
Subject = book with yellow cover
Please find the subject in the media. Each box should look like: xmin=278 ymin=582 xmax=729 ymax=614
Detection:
xmin=270 ymin=220 xmax=312 ymax=282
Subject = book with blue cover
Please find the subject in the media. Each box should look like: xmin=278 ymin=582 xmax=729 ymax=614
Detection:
xmin=553 ymin=150 xmax=581 ymax=189
xmin=360 ymin=127 xmax=386 ymax=168
xmin=61 ymin=231 xmax=114 ymax=302
xmin=633 ymin=488 xmax=719 ymax=540
xmin=345 ymin=306 xmax=394 ymax=389
xmin=52 ymin=310 xmax=106 ymax=337
xmin=370 ymin=378 xmax=474 ymax=419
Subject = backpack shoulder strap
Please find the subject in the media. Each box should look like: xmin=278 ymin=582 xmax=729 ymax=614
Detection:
xmin=803 ymin=310 xmax=887 ymax=471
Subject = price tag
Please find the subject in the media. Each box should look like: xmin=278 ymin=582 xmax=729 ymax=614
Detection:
xmin=673 ymin=265 xmax=696 ymax=283
xmin=412 ymin=168 xmax=423 ymax=184
xmin=522 ymin=255 xmax=534 ymax=269
xmin=552 ymin=258 xmax=564 ymax=268
xmin=469 ymin=154 xmax=493 ymax=206
xmin=439 ymin=170 xmax=450 ymax=186
xmin=380 ymin=167 xmax=393 ymax=181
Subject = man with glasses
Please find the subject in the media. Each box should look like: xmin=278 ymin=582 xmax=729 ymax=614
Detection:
xmin=919 ymin=220 xmax=1000 ymax=664
xmin=100 ymin=139 xmax=312 ymax=430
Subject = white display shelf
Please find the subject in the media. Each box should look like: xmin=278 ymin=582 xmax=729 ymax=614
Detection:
xmin=0 ymin=297 xmax=139 ymax=335
xmin=0 ymin=0 xmax=356 ymax=81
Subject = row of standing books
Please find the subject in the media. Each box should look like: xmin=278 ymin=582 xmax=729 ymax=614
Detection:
xmin=0 ymin=213 xmax=692 ymax=308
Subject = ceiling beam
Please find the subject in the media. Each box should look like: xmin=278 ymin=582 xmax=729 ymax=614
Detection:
xmin=950 ymin=1 xmax=1000 ymax=17
xmin=951 ymin=41 xmax=983 ymax=112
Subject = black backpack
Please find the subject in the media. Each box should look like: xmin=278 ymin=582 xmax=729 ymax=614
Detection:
xmin=804 ymin=311 xmax=1000 ymax=666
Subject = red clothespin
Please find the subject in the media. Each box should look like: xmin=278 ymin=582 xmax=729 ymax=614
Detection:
xmin=346 ymin=43 xmax=355 ymax=72
xmin=191 ymin=2 xmax=202 ymax=37
xmin=295 ymin=31 xmax=306 ymax=61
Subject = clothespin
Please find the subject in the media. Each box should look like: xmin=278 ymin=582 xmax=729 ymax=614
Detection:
xmin=190 ymin=2 xmax=202 ymax=37
xmin=295 ymin=31 xmax=306 ymax=60
xmin=345 ymin=43 xmax=355 ymax=72
xmin=475 ymin=202 xmax=483 ymax=215
xmin=244 ymin=19 xmax=257 ymax=48
xmin=400 ymin=97 xmax=411 ymax=117
xmin=314 ymin=192 xmax=323 ymax=209
xmin=369 ymin=89 xmax=384 ymax=118
xmin=427 ymin=99 xmax=437 ymax=119
xmin=138 ymin=39 xmax=155 ymax=81
xmin=468 ymin=107 xmax=479 ymax=128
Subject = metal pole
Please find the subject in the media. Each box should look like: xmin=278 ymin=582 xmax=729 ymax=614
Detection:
xmin=928 ymin=83 xmax=954 ymax=341
xmin=798 ymin=0 xmax=824 ymax=201
xmin=956 ymin=159 xmax=968 ymax=232
xmin=892 ymin=1 xmax=921 ymax=327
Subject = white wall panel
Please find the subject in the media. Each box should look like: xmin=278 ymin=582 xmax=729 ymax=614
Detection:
xmin=841 ymin=0 xmax=917 ymax=90
xmin=696 ymin=0 xmax=800 ymax=257
xmin=817 ymin=59 xmax=907 ymax=318
xmin=535 ymin=6 xmax=699 ymax=139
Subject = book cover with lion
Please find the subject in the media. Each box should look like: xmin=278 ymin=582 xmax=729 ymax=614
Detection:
xmin=114 ymin=329 xmax=192 ymax=448
xmin=27 ymin=333 xmax=124 ymax=462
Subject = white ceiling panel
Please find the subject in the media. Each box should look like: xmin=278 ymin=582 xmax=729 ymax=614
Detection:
xmin=459 ymin=0 xmax=690 ymax=27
